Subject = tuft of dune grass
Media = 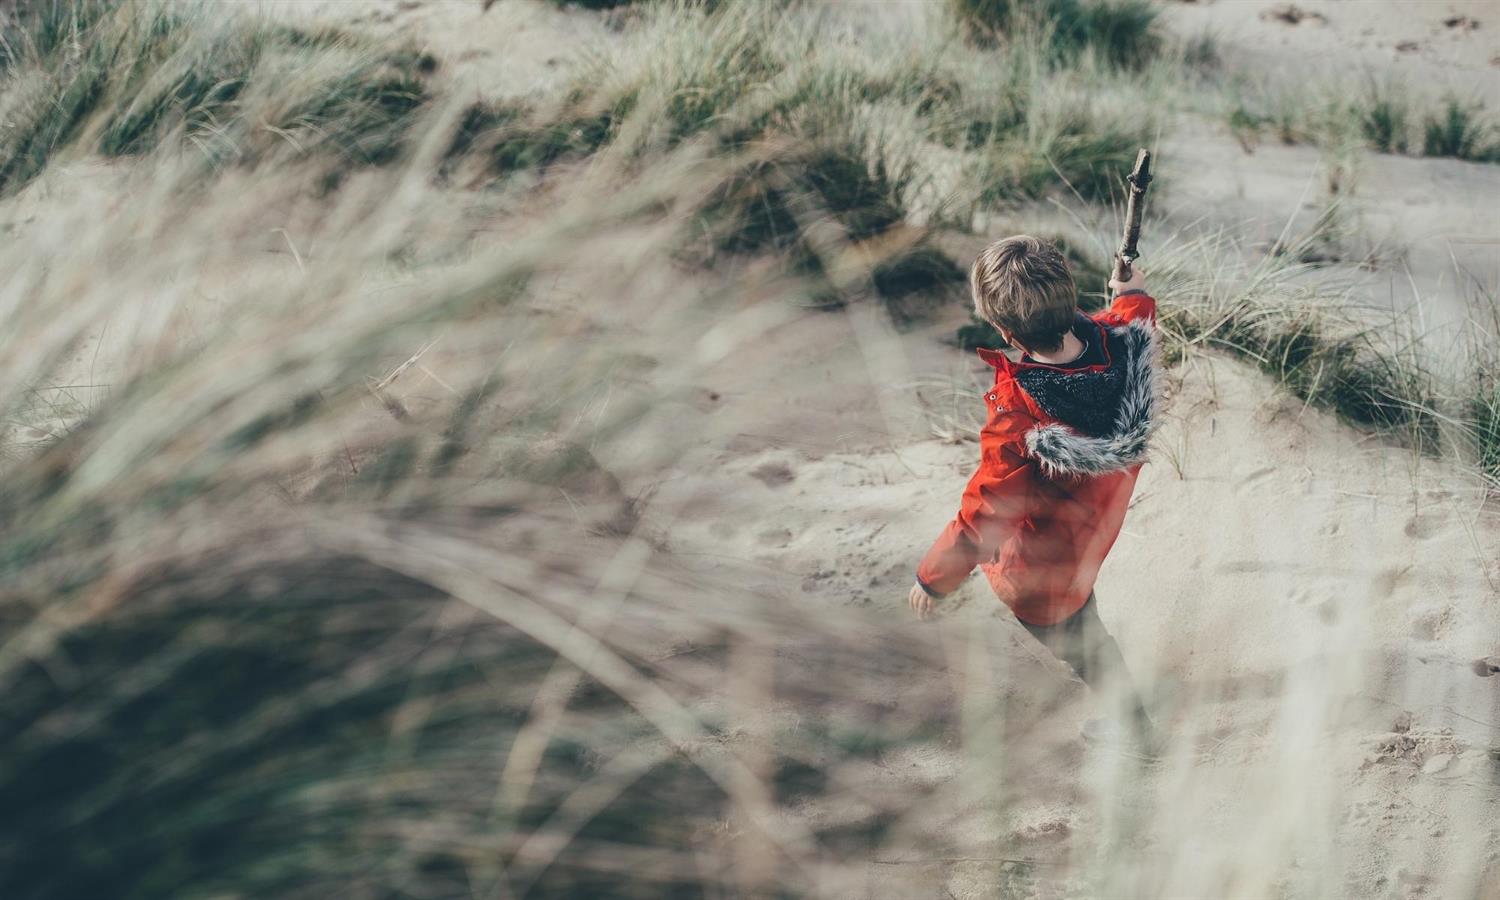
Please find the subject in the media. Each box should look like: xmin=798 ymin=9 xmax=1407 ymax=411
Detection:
xmin=0 ymin=2 xmax=434 ymax=196
xmin=1226 ymin=75 xmax=1500 ymax=164
xmin=556 ymin=1 xmax=1152 ymax=309
xmin=1472 ymin=370 xmax=1500 ymax=489
xmin=950 ymin=0 xmax=1163 ymax=70
xmin=1422 ymin=95 xmax=1500 ymax=163
xmin=1145 ymin=231 xmax=1448 ymax=451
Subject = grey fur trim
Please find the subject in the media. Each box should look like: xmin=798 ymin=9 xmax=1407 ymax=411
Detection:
xmin=1023 ymin=320 xmax=1159 ymax=479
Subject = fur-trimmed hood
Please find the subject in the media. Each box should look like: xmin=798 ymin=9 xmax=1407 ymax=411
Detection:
xmin=1015 ymin=316 xmax=1160 ymax=480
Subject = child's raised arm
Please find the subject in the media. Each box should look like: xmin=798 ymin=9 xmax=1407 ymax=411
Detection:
xmin=1106 ymin=267 xmax=1155 ymax=325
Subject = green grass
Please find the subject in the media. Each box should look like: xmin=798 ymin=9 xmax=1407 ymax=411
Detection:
xmin=697 ymin=142 xmax=908 ymax=256
xmin=4 ymin=0 xmax=1071 ymax=322
xmin=873 ymin=244 xmax=967 ymax=306
xmin=1355 ymin=79 xmax=1410 ymax=155
xmin=0 ymin=0 xmax=115 ymax=74
xmin=951 ymin=0 xmax=1162 ymax=69
xmin=1167 ymin=308 xmax=1440 ymax=441
xmin=547 ymin=0 xmax=638 ymax=8
xmin=579 ymin=0 xmax=783 ymax=155
xmin=1176 ymin=28 xmax=1220 ymax=74
xmin=1423 ymin=95 xmax=1500 ymax=162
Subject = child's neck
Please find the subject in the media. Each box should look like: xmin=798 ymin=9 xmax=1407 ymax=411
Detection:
xmin=1027 ymin=330 xmax=1086 ymax=365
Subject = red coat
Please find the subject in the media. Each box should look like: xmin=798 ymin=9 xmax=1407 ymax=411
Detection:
xmin=916 ymin=292 xmax=1159 ymax=625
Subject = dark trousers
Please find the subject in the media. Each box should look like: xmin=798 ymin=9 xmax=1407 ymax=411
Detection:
xmin=1020 ymin=592 xmax=1152 ymax=729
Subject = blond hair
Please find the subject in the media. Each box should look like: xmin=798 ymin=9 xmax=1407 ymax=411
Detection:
xmin=970 ymin=235 xmax=1077 ymax=353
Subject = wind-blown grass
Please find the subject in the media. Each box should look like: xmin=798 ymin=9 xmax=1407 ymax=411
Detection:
xmin=0 ymin=3 xmax=432 ymax=196
xmin=1148 ymin=233 xmax=1445 ymax=447
xmin=0 ymin=0 xmax=115 ymax=74
xmin=448 ymin=1 xmax=1156 ymax=315
xmin=0 ymin=129 xmax=770 ymax=897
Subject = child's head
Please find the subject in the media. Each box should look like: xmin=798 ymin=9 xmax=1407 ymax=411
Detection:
xmin=971 ymin=235 xmax=1077 ymax=353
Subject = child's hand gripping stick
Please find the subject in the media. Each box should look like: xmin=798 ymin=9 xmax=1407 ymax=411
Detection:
xmin=1111 ymin=148 xmax=1153 ymax=293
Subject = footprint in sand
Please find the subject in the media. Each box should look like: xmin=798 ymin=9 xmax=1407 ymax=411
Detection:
xmin=1410 ymin=605 xmax=1452 ymax=641
xmin=1403 ymin=515 xmax=1443 ymax=540
xmin=749 ymin=461 xmax=795 ymax=487
xmin=756 ymin=527 xmax=793 ymax=548
xmin=1291 ymin=587 xmax=1341 ymax=623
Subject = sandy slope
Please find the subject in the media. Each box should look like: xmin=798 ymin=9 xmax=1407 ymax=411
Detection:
xmin=659 ymin=331 xmax=1500 ymax=897
xmin=1163 ymin=0 xmax=1500 ymax=95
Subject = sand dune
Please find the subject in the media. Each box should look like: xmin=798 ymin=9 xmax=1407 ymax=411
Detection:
xmin=651 ymin=297 xmax=1500 ymax=895
xmin=4 ymin=0 xmax=1497 ymax=896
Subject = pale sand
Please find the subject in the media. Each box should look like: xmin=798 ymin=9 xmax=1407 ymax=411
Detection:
xmin=649 ymin=295 xmax=1500 ymax=895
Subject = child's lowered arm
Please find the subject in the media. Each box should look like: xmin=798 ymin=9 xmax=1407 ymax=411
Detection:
xmin=909 ymin=439 xmax=1031 ymax=618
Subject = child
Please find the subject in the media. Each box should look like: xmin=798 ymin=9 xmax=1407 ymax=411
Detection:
xmin=907 ymin=235 xmax=1157 ymax=743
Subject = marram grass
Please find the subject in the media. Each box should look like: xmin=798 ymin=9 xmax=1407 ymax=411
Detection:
xmin=0 ymin=1 xmax=434 ymax=196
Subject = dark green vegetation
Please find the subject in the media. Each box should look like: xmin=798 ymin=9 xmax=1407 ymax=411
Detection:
xmin=443 ymin=100 xmax=618 ymax=175
xmin=691 ymin=140 xmax=968 ymax=315
xmin=1356 ymin=81 xmax=1410 ymax=155
xmin=447 ymin=0 xmax=1150 ymax=312
xmin=549 ymin=0 xmax=637 ymax=8
xmin=1422 ymin=96 xmax=1500 ymax=162
xmin=951 ymin=0 xmax=1162 ymax=69
xmin=0 ymin=0 xmax=1156 ymax=317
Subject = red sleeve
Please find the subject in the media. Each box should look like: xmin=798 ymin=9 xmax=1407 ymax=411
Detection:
xmin=1102 ymin=290 xmax=1156 ymax=325
xmin=915 ymin=416 xmax=1033 ymax=597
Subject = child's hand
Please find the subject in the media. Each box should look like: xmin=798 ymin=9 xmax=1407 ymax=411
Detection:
xmin=908 ymin=581 xmax=935 ymax=620
xmin=1109 ymin=264 xmax=1147 ymax=296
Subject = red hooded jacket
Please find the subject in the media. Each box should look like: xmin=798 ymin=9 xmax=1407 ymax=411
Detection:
xmin=916 ymin=292 xmax=1159 ymax=626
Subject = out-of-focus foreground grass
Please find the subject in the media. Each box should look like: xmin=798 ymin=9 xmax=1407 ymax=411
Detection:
xmin=0 ymin=2 xmax=1007 ymax=896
